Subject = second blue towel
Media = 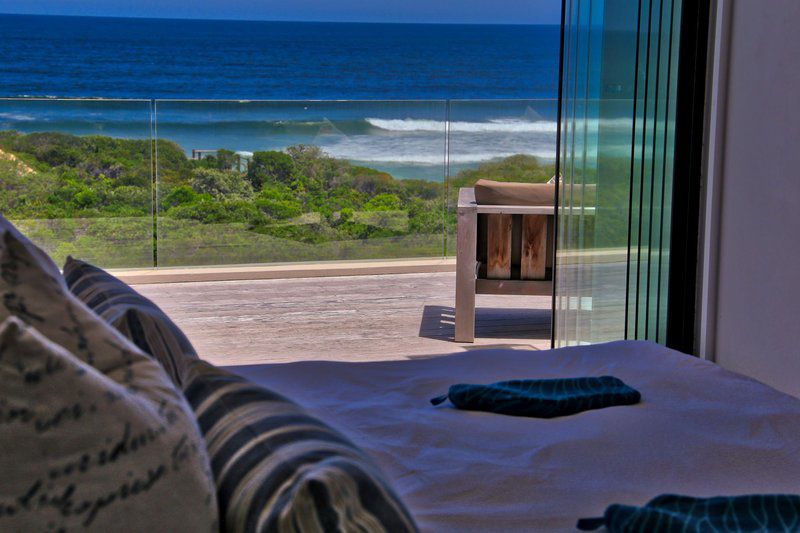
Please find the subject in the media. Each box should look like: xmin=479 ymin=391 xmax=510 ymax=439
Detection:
xmin=430 ymin=376 xmax=641 ymax=418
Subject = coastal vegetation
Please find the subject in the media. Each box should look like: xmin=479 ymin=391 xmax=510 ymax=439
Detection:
xmin=0 ymin=130 xmax=554 ymax=268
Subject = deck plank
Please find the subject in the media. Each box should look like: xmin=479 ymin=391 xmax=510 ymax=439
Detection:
xmin=134 ymin=272 xmax=551 ymax=366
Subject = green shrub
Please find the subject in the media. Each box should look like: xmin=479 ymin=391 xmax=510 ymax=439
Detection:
xmin=167 ymin=198 xmax=264 ymax=226
xmin=73 ymin=188 xmax=100 ymax=208
xmin=161 ymin=185 xmax=200 ymax=210
xmin=190 ymin=168 xmax=254 ymax=199
xmin=247 ymin=151 xmax=295 ymax=189
xmin=364 ymin=193 xmax=402 ymax=211
xmin=197 ymin=148 xmax=240 ymax=171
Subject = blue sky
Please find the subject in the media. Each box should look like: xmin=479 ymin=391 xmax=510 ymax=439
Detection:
xmin=0 ymin=0 xmax=561 ymax=24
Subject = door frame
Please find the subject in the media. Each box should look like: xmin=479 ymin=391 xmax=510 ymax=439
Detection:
xmin=664 ymin=0 xmax=712 ymax=354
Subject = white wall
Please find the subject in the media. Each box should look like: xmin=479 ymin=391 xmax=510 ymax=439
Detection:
xmin=708 ymin=0 xmax=800 ymax=397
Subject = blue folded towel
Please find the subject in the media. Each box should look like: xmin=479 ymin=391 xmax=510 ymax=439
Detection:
xmin=430 ymin=376 xmax=640 ymax=418
xmin=577 ymin=494 xmax=800 ymax=532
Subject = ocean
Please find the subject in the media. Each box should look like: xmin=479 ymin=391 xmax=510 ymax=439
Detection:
xmin=0 ymin=14 xmax=560 ymax=180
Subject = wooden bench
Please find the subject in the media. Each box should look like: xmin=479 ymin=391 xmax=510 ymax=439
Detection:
xmin=455 ymin=187 xmax=555 ymax=342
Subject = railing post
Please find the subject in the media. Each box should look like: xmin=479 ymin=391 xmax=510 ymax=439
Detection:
xmin=443 ymin=99 xmax=451 ymax=258
xmin=150 ymin=98 xmax=158 ymax=268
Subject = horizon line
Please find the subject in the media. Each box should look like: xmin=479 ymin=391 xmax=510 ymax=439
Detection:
xmin=0 ymin=11 xmax=560 ymax=27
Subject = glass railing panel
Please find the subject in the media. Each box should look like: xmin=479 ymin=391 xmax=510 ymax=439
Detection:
xmin=444 ymin=99 xmax=558 ymax=256
xmin=0 ymin=98 xmax=154 ymax=268
xmin=154 ymin=100 xmax=447 ymax=267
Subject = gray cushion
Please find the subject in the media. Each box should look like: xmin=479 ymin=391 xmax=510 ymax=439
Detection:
xmin=473 ymin=179 xmax=555 ymax=206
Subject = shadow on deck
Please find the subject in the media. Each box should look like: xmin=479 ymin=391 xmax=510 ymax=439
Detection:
xmin=419 ymin=305 xmax=551 ymax=342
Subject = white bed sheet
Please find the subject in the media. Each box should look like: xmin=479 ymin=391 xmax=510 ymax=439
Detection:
xmin=230 ymin=340 xmax=800 ymax=532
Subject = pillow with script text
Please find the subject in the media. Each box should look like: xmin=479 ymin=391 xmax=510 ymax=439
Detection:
xmin=0 ymin=317 xmax=218 ymax=532
xmin=0 ymin=217 xmax=218 ymax=531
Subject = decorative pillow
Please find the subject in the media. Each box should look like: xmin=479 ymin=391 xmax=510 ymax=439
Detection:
xmin=0 ymin=316 xmax=217 ymax=531
xmin=184 ymin=361 xmax=418 ymax=533
xmin=63 ymin=256 xmax=197 ymax=387
xmin=0 ymin=217 xmax=218 ymax=531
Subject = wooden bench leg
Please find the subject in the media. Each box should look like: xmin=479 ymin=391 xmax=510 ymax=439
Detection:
xmin=455 ymin=207 xmax=477 ymax=342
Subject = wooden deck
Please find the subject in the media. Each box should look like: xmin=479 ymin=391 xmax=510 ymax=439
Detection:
xmin=134 ymin=272 xmax=552 ymax=366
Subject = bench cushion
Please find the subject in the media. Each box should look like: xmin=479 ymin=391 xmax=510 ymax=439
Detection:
xmin=473 ymin=179 xmax=555 ymax=206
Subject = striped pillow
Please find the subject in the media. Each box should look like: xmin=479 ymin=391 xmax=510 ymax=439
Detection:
xmin=184 ymin=361 xmax=418 ymax=533
xmin=63 ymin=256 xmax=197 ymax=387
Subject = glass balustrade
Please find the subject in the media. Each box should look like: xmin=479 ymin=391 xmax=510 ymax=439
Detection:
xmin=0 ymin=97 xmax=558 ymax=270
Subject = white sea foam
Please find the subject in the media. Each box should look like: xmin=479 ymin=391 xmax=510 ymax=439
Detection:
xmin=321 ymin=132 xmax=556 ymax=165
xmin=0 ymin=113 xmax=37 ymax=122
xmin=366 ymin=117 xmax=559 ymax=133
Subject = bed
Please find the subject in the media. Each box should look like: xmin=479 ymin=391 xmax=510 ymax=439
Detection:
xmin=230 ymin=340 xmax=800 ymax=532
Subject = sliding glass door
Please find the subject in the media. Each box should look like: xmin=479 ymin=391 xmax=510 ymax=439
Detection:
xmin=554 ymin=0 xmax=683 ymax=346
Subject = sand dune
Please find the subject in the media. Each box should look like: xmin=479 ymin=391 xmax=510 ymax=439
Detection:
xmin=0 ymin=148 xmax=35 ymax=175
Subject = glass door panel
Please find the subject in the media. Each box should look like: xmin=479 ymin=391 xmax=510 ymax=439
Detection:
xmin=555 ymin=0 xmax=683 ymax=346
